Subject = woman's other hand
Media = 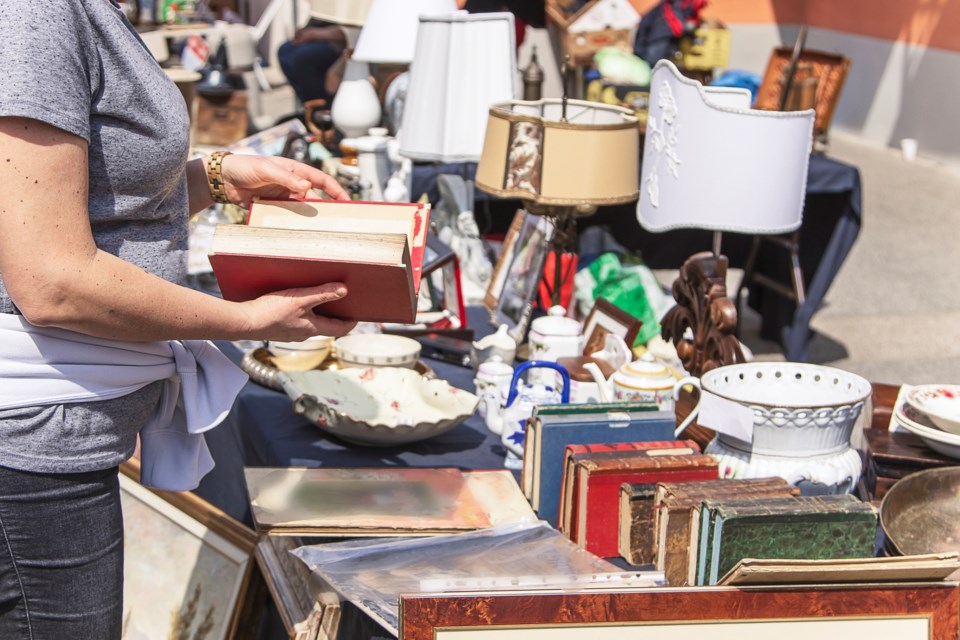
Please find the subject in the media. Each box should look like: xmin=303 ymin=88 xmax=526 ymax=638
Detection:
xmin=239 ymin=282 xmax=357 ymax=342
xmin=217 ymin=154 xmax=350 ymax=207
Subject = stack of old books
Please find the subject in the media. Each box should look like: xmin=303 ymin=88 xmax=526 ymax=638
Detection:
xmin=859 ymin=429 xmax=956 ymax=504
xmin=626 ymin=477 xmax=801 ymax=582
xmin=520 ymin=403 xmax=677 ymax=529
xmin=694 ymin=493 xmax=877 ymax=585
xmin=557 ymin=444 xmax=718 ymax=558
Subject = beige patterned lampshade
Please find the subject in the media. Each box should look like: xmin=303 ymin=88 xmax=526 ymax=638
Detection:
xmin=475 ymin=99 xmax=640 ymax=207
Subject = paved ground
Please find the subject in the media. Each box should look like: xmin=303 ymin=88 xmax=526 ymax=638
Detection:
xmin=670 ymin=131 xmax=960 ymax=386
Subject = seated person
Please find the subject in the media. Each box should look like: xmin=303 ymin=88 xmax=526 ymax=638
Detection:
xmin=277 ymin=21 xmax=358 ymax=105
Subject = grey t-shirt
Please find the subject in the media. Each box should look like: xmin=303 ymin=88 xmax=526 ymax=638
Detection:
xmin=0 ymin=0 xmax=191 ymax=472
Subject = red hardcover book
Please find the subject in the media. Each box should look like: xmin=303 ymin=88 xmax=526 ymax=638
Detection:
xmin=574 ymin=454 xmax=719 ymax=558
xmin=209 ymin=198 xmax=430 ymax=324
xmin=558 ymin=440 xmax=700 ymax=536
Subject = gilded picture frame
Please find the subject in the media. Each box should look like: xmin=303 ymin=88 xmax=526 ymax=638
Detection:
xmin=119 ymin=460 xmax=261 ymax=640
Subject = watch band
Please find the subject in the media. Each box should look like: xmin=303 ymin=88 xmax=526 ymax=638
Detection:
xmin=206 ymin=150 xmax=232 ymax=204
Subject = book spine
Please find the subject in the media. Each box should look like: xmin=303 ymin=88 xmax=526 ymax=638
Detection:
xmin=582 ymin=466 xmax=718 ymax=558
xmin=618 ymin=482 xmax=657 ymax=565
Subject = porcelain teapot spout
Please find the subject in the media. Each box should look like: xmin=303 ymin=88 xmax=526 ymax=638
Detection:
xmin=582 ymin=361 xmax=614 ymax=403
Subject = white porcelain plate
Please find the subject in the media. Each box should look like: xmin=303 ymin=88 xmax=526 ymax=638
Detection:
xmin=894 ymin=404 xmax=960 ymax=460
xmin=905 ymin=385 xmax=960 ymax=436
xmin=284 ymin=367 xmax=479 ymax=446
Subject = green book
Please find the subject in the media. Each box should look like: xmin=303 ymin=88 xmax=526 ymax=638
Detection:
xmin=698 ymin=495 xmax=877 ymax=586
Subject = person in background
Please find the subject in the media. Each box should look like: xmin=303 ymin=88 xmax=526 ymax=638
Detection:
xmin=277 ymin=20 xmax=359 ymax=105
xmin=0 ymin=1 xmax=354 ymax=637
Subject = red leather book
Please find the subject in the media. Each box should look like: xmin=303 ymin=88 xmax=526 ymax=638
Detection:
xmin=210 ymin=198 xmax=430 ymax=324
xmin=558 ymin=440 xmax=700 ymax=536
xmin=574 ymin=454 xmax=719 ymax=558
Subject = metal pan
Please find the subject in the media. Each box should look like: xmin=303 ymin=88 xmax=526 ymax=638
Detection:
xmin=880 ymin=466 xmax=960 ymax=556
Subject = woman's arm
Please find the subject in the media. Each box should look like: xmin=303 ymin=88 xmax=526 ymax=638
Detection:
xmin=0 ymin=116 xmax=355 ymax=342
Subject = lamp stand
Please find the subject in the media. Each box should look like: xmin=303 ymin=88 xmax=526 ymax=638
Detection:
xmin=527 ymin=203 xmax=594 ymax=309
xmin=661 ymin=251 xmax=745 ymax=379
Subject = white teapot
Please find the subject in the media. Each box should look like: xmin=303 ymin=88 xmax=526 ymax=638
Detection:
xmin=584 ymin=354 xmax=700 ymax=436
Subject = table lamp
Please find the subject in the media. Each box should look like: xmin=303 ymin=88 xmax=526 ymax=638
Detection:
xmin=398 ymin=11 xmax=517 ymax=163
xmin=397 ymin=11 xmax=518 ymax=294
xmin=307 ymin=0 xmax=372 ymax=27
xmin=636 ymin=59 xmax=814 ymax=378
xmin=475 ymin=97 xmax=640 ymax=307
xmin=352 ymin=0 xmax=457 ymax=66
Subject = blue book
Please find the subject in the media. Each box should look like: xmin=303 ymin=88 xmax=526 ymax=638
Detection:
xmin=520 ymin=403 xmax=676 ymax=527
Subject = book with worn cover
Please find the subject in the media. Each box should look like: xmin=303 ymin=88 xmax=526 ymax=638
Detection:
xmin=244 ymin=467 xmax=534 ymax=536
xmin=520 ymin=403 xmax=673 ymax=528
xmin=650 ymin=478 xmax=799 ymax=585
xmin=209 ymin=198 xmax=430 ymax=324
xmin=573 ymin=454 xmax=718 ymax=558
xmin=558 ymin=439 xmax=700 ymax=535
xmin=717 ymin=553 xmax=960 ymax=586
xmin=697 ymin=494 xmax=877 ymax=585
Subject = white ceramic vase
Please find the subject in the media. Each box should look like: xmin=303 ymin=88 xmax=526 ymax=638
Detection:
xmin=693 ymin=363 xmax=872 ymax=495
xmin=331 ymin=59 xmax=382 ymax=139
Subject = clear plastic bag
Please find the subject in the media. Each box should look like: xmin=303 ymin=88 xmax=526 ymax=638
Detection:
xmin=291 ymin=522 xmax=648 ymax=635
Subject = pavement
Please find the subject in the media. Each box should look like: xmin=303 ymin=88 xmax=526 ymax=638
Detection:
xmin=661 ymin=131 xmax=960 ymax=387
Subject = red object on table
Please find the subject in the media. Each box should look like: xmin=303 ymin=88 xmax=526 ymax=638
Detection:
xmin=539 ymin=251 xmax=577 ymax=311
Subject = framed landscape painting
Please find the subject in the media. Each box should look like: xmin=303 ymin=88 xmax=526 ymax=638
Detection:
xmin=119 ymin=461 xmax=260 ymax=640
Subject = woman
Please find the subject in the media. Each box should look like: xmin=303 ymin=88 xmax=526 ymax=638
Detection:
xmin=0 ymin=1 xmax=355 ymax=636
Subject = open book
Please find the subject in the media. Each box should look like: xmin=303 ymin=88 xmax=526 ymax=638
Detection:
xmin=209 ymin=198 xmax=430 ymax=324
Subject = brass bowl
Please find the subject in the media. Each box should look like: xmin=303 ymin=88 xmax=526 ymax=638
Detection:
xmin=241 ymin=347 xmax=436 ymax=392
xmin=880 ymin=466 xmax=960 ymax=556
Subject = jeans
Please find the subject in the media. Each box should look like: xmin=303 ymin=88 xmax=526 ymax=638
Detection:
xmin=277 ymin=39 xmax=342 ymax=105
xmin=0 ymin=465 xmax=123 ymax=639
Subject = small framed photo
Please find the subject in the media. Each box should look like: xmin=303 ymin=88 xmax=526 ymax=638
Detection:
xmin=484 ymin=210 xmax=527 ymax=314
xmin=581 ymin=297 xmax=643 ymax=355
xmin=492 ymin=213 xmax=554 ymax=342
xmin=119 ymin=460 xmax=260 ymax=640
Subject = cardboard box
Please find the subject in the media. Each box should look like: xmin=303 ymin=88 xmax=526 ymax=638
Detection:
xmin=195 ymin=91 xmax=249 ymax=146
xmin=679 ymin=22 xmax=731 ymax=71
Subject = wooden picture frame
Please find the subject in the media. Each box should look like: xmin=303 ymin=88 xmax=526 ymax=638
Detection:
xmin=484 ymin=210 xmax=527 ymax=314
xmin=119 ymin=460 xmax=263 ymax=640
xmin=581 ymin=297 xmax=642 ymax=355
xmin=491 ymin=212 xmax=555 ymax=342
xmin=255 ymin=536 xmax=342 ymax=640
xmin=399 ymin=584 xmax=959 ymax=639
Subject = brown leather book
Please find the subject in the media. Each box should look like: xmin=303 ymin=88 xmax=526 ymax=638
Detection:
xmin=574 ymin=454 xmax=718 ymax=558
xmin=653 ymin=478 xmax=799 ymax=586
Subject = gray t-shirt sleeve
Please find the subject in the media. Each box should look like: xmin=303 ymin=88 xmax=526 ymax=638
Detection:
xmin=0 ymin=0 xmax=97 ymax=141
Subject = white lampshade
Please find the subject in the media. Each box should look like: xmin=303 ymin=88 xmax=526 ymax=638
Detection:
xmin=352 ymin=0 xmax=458 ymax=64
xmin=637 ymin=60 xmax=815 ymax=234
xmin=399 ymin=12 xmax=517 ymax=163
xmin=307 ymin=0 xmax=372 ymax=26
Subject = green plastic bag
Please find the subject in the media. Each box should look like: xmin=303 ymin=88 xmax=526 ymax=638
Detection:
xmin=588 ymin=253 xmax=661 ymax=346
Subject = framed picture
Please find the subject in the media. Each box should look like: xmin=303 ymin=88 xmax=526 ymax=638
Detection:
xmin=581 ymin=297 xmax=642 ymax=355
xmin=119 ymin=460 xmax=261 ymax=640
xmin=492 ymin=212 xmax=555 ymax=342
xmin=399 ymin=584 xmax=959 ymax=639
xmin=484 ymin=210 xmax=526 ymax=314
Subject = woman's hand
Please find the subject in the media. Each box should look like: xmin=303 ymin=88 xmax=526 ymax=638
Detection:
xmin=238 ymin=282 xmax=358 ymax=341
xmin=216 ymin=154 xmax=350 ymax=208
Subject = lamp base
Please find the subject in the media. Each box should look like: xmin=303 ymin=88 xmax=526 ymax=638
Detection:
xmin=661 ymin=251 xmax=746 ymax=379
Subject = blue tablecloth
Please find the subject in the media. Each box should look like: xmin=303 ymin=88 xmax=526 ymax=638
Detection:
xmin=196 ymin=341 xmax=506 ymax=527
